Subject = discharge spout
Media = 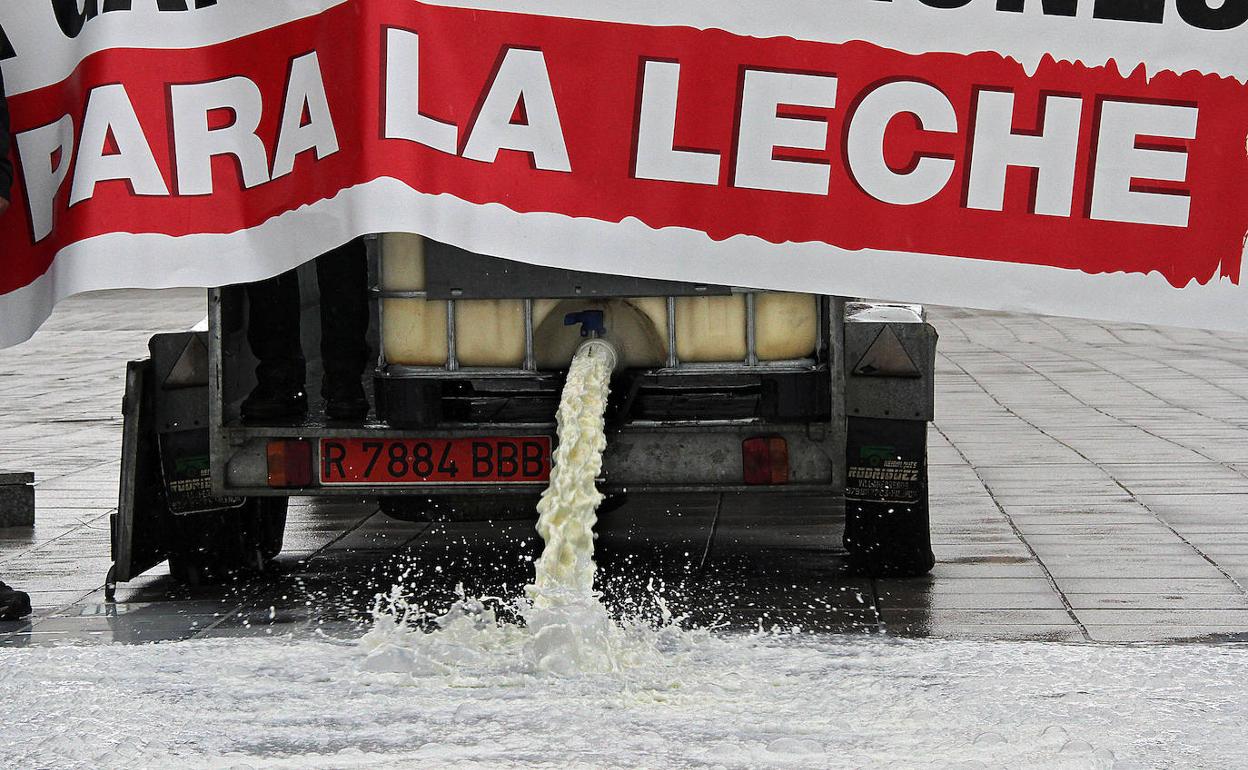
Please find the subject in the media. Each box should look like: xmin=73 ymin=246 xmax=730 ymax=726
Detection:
xmin=564 ymin=310 xmax=621 ymax=373
xmin=574 ymin=337 xmax=620 ymax=374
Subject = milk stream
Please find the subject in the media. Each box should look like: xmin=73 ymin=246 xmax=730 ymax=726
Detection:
xmin=359 ymin=341 xmax=675 ymax=677
xmin=529 ymin=340 xmax=613 ymax=602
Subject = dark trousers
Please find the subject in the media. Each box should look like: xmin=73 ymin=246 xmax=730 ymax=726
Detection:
xmin=246 ymin=237 xmax=370 ymax=392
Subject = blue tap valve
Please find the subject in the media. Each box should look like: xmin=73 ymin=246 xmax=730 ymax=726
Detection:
xmin=564 ymin=310 xmax=606 ymax=338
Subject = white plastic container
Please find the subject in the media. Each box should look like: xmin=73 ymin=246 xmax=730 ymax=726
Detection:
xmin=379 ymin=233 xmax=447 ymax=367
xmin=455 ymin=300 xmax=527 ymax=367
xmin=757 ymin=293 xmax=819 ymax=361
xmin=531 ymin=298 xmax=668 ymax=369
xmin=379 ymin=234 xmax=818 ymax=369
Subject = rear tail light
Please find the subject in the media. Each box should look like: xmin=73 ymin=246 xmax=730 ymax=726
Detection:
xmin=743 ymin=436 xmax=789 ymax=485
xmin=267 ymin=439 xmax=313 ymax=488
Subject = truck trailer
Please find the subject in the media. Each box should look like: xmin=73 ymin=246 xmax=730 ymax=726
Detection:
xmin=108 ymin=234 xmax=938 ymax=596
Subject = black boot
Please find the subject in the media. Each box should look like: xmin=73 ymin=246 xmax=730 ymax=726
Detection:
xmin=323 ymin=376 xmax=369 ymax=420
xmin=0 ymin=581 xmax=31 ymax=621
xmin=245 ymin=269 xmax=309 ymax=423
xmin=241 ymin=381 xmax=309 ymax=422
xmin=317 ymin=238 xmax=371 ymax=421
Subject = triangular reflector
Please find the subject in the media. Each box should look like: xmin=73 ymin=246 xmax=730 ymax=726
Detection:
xmin=853 ymin=326 xmax=921 ymax=378
xmin=164 ymin=335 xmax=209 ymax=389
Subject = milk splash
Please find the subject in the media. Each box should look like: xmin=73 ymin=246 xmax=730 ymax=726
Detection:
xmin=359 ymin=341 xmax=671 ymax=677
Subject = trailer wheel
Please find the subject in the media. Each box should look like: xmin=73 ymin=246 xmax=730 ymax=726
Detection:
xmin=843 ymin=484 xmax=935 ymax=578
xmin=380 ymin=494 xmax=540 ymax=522
xmin=255 ymin=497 xmax=288 ymax=561
xmin=167 ymin=497 xmax=289 ymax=586
xmin=844 ymin=500 xmax=936 ymax=578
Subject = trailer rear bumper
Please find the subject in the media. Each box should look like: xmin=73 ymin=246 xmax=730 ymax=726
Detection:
xmin=216 ymin=421 xmax=838 ymax=497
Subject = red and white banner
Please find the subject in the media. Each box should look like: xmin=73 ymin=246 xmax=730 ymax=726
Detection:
xmin=3 ymin=0 xmax=1248 ymax=346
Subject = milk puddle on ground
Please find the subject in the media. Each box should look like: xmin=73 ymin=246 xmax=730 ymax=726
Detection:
xmin=358 ymin=338 xmax=663 ymax=678
xmin=5 ymin=343 xmax=1248 ymax=767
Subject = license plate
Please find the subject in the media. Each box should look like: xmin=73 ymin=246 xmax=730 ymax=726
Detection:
xmin=319 ymin=437 xmax=552 ymax=485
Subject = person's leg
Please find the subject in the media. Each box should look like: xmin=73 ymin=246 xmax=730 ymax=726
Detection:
xmin=243 ymin=270 xmax=308 ymax=420
xmin=0 ymin=580 xmax=31 ymax=621
xmin=316 ymin=237 xmax=371 ymax=419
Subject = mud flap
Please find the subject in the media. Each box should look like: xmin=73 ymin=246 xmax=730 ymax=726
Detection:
xmin=111 ymin=359 xmax=168 ymax=588
xmin=112 ymin=332 xmax=286 ymax=595
xmin=843 ymin=417 xmax=935 ymax=576
xmin=842 ymin=307 xmax=938 ymax=577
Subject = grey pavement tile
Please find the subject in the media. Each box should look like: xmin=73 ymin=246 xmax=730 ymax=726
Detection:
xmin=1023 ymin=531 xmax=1188 ymax=545
xmin=1073 ymin=608 xmax=1248 ymax=626
xmin=879 ymin=608 xmax=1077 ymax=627
xmin=1026 ymin=541 xmax=1199 ymax=558
xmin=875 ymin=576 xmax=1058 ymax=595
xmin=1158 ymin=522 xmax=1248 ymax=535
xmin=925 ymin=562 xmax=1051 ymax=579
xmin=1186 ymin=542 xmax=1248 ymax=556
xmin=877 ymin=592 xmax=1067 ymax=611
xmin=1000 ymin=500 xmax=1159 ymax=515
xmin=1065 ymin=593 xmax=1248 ymax=611
xmin=929 ymin=524 xmax=1018 ymax=539
xmin=1039 ymin=557 xmax=1227 ymax=580
xmin=891 ymin=625 xmax=1087 ymax=642
xmin=932 ymin=541 xmax=1034 ymax=558
xmin=1083 ymin=625 xmax=1248 ymax=643
xmin=993 ymin=493 xmax=1138 ymax=506
xmin=929 ymin=531 xmax=1022 ymax=546
xmin=681 ymin=608 xmax=882 ymax=633
xmin=191 ymin=627 xmax=334 ymax=641
xmin=1133 ymin=492 xmax=1248 ymax=517
xmin=50 ymin=600 xmax=232 ymax=618
xmin=1055 ymin=577 xmax=1244 ymax=595
xmin=1101 ymin=463 xmax=1248 ymax=479
xmin=27 ymin=616 xmax=208 ymax=638
xmin=1121 ymin=478 xmax=1248 ymax=496
xmin=1192 ymin=555 xmax=1248 ymax=569
xmin=929 ymin=512 xmax=1012 ymax=528
xmin=0 ymin=630 xmax=124 ymax=647
xmin=1009 ymin=515 xmax=1168 ymax=531
xmin=975 ymin=464 xmax=1117 ymax=484
xmin=941 ymin=446 xmax=1087 ymax=467
xmin=23 ymin=589 xmax=95 ymax=607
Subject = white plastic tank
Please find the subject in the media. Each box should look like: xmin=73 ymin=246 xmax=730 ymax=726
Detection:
xmin=379 ymin=232 xmax=447 ymax=367
xmin=379 ymin=234 xmax=819 ymax=368
xmin=674 ymin=294 xmax=818 ymax=362
xmin=531 ymin=298 xmax=668 ymax=369
xmin=455 ymin=300 xmax=528 ymax=367
xmin=676 ymin=295 xmax=747 ymax=362
xmin=757 ymin=292 xmax=819 ymax=361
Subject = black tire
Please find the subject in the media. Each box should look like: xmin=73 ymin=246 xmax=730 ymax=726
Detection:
xmin=167 ymin=497 xmax=289 ymax=586
xmin=843 ymin=495 xmax=935 ymax=578
xmin=255 ymin=497 xmax=288 ymax=561
xmin=597 ymin=493 xmax=628 ymax=516
xmin=380 ymin=494 xmax=540 ymax=522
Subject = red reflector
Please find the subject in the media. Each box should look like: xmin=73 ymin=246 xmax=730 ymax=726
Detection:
xmin=267 ymin=439 xmax=313 ymax=488
xmin=743 ymin=436 xmax=789 ymax=485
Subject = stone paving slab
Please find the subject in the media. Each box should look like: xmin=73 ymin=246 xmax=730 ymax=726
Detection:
xmin=4 ymin=291 xmax=1248 ymax=644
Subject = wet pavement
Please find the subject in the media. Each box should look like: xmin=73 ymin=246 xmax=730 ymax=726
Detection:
xmin=4 ymin=290 xmax=1248 ymax=645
